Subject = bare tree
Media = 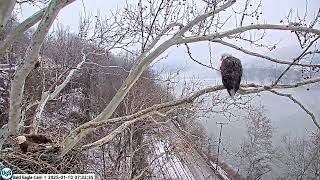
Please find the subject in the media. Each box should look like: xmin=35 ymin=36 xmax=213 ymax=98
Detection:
xmin=0 ymin=2 xmax=319 ymax=175
xmin=276 ymin=131 xmax=320 ymax=179
xmin=57 ymin=0 xmax=320 ymax=157
xmin=237 ymin=105 xmax=274 ymax=180
xmin=0 ymin=0 xmax=76 ymax=149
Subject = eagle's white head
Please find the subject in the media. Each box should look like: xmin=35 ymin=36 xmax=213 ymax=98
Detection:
xmin=15 ymin=136 xmax=27 ymax=144
xmin=221 ymin=53 xmax=232 ymax=61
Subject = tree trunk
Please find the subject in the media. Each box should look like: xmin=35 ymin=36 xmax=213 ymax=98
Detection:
xmin=8 ymin=0 xmax=75 ymax=136
xmin=0 ymin=0 xmax=16 ymax=32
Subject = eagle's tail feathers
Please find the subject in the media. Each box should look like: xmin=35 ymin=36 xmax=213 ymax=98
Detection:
xmin=229 ymin=89 xmax=236 ymax=100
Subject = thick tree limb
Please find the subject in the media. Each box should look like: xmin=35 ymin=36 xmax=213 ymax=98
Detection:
xmin=82 ymin=110 xmax=175 ymax=150
xmin=176 ymin=0 xmax=236 ymax=36
xmin=65 ymin=77 xmax=320 ymax=151
xmin=59 ymin=2 xmax=320 ymax=157
xmin=81 ymin=115 xmax=148 ymax=150
xmin=0 ymin=0 xmax=16 ymax=32
xmin=0 ymin=124 xmax=9 ymax=150
xmin=32 ymin=54 xmax=86 ymax=133
xmin=91 ymin=78 xmax=320 ymax=128
xmin=8 ymin=0 xmax=75 ymax=135
xmin=176 ymin=24 xmax=320 ymax=44
xmin=59 ymin=37 xmax=176 ymax=157
xmin=238 ymin=78 xmax=320 ymax=95
xmin=0 ymin=8 xmax=46 ymax=56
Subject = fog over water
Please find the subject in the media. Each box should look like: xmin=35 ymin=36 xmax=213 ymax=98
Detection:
xmin=157 ymin=46 xmax=320 ymax=178
xmin=203 ymin=87 xmax=319 ymax=146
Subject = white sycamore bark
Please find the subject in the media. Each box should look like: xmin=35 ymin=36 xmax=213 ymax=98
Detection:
xmin=0 ymin=0 xmax=16 ymax=31
xmin=0 ymin=8 xmax=46 ymax=56
xmin=0 ymin=124 xmax=9 ymax=149
xmin=79 ymin=77 xmax=320 ymax=150
xmin=32 ymin=51 xmax=87 ymax=133
xmin=0 ymin=0 xmax=318 ymax=156
xmin=59 ymin=0 xmax=320 ymax=156
xmin=8 ymin=0 xmax=75 ymax=136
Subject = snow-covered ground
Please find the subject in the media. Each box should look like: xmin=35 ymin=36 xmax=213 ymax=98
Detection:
xmin=152 ymin=142 xmax=229 ymax=180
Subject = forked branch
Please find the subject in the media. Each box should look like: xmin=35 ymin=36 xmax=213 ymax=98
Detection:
xmin=76 ymin=77 xmax=320 ymax=150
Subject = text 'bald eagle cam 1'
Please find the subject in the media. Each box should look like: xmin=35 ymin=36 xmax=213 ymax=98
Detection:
xmin=219 ymin=53 xmax=243 ymax=98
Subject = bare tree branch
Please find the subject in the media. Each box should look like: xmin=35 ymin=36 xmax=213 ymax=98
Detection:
xmin=32 ymin=49 xmax=87 ymax=133
xmin=59 ymin=1 xmax=320 ymax=157
xmin=0 ymin=8 xmax=46 ymax=56
xmin=177 ymin=24 xmax=320 ymax=44
xmin=0 ymin=0 xmax=16 ymax=32
xmin=273 ymin=36 xmax=320 ymax=85
xmin=184 ymin=43 xmax=220 ymax=71
xmin=141 ymin=0 xmax=165 ymax=51
xmin=8 ymin=0 xmax=75 ymax=135
xmin=145 ymin=22 xmax=183 ymax=52
xmin=212 ymin=40 xmax=320 ymax=68
xmin=65 ymin=77 xmax=320 ymax=152
xmin=176 ymin=0 xmax=236 ymax=36
xmin=269 ymin=90 xmax=319 ymax=129
xmin=59 ymin=35 xmax=176 ymax=157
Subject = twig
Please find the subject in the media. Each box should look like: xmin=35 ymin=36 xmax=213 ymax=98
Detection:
xmin=273 ymin=36 xmax=320 ymax=85
xmin=269 ymin=90 xmax=319 ymax=129
xmin=184 ymin=43 xmax=220 ymax=71
xmin=212 ymin=40 xmax=320 ymax=68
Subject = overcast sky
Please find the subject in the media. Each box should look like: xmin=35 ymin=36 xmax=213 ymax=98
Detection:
xmin=16 ymin=0 xmax=320 ymax=79
xmin=18 ymin=0 xmax=319 ymax=29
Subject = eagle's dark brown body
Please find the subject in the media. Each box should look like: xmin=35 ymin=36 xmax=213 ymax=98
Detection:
xmin=25 ymin=134 xmax=52 ymax=144
xmin=219 ymin=54 xmax=243 ymax=97
xmin=16 ymin=134 xmax=53 ymax=153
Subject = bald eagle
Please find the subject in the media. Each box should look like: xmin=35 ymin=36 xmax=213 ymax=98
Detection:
xmin=15 ymin=134 xmax=53 ymax=153
xmin=219 ymin=53 xmax=243 ymax=98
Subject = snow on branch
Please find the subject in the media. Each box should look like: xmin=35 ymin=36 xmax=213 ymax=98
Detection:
xmin=73 ymin=77 xmax=320 ymax=151
xmin=32 ymin=49 xmax=88 ymax=133
xmin=177 ymin=24 xmax=320 ymax=44
xmin=8 ymin=0 xmax=75 ymax=135
xmin=59 ymin=1 xmax=320 ymax=157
